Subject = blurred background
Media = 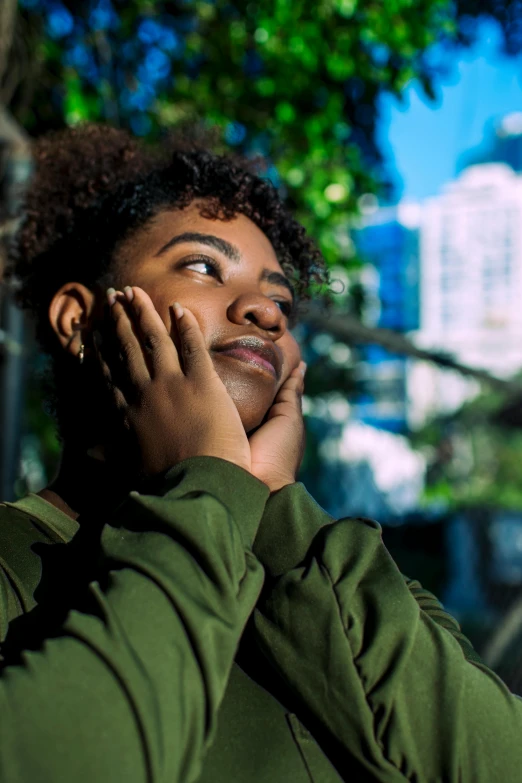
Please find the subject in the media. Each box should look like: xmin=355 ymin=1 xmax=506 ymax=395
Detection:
xmin=2 ymin=0 xmax=522 ymax=690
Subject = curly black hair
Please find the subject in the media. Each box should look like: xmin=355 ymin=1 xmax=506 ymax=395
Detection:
xmin=4 ymin=123 xmax=328 ymax=446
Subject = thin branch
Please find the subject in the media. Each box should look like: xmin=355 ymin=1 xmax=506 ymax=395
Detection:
xmin=482 ymin=595 xmax=522 ymax=670
xmin=0 ymin=0 xmax=17 ymax=85
xmin=0 ymin=216 xmax=20 ymax=239
xmin=304 ymin=306 xmax=522 ymax=395
xmin=0 ymin=103 xmax=29 ymax=150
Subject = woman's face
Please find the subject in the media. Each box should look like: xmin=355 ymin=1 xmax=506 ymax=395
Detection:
xmin=114 ymin=202 xmax=302 ymax=432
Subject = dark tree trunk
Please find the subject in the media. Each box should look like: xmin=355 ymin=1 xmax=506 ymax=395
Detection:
xmin=0 ymin=0 xmax=32 ymax=501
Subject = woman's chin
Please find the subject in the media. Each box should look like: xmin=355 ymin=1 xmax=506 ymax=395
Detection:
xmin=235 ymin=402 xmax=269 ymax=434
xmin=229 ymin=391 xmax=274 ymax=434
xmin=216 ymin=367 xmax=276 ymax=433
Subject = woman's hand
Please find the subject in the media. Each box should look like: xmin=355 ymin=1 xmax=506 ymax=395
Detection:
xmin=93 ymin=286 xmax=251 ymax=479
xmin=248 ymin=363 xmax=306 ymax=493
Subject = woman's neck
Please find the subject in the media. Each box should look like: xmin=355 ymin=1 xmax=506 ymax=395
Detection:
xmin=37 ymin=443 xmax=131 ymax=522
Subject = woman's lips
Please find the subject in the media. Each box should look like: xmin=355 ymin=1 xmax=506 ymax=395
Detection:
xmin=216 ymin=347 xmax=277 ymax=377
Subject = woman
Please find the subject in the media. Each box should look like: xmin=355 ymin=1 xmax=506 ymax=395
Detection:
xmin=1 ymin=123 xmax=521 ymax=782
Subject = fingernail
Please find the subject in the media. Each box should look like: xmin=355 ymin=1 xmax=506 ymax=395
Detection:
xmin=300 ymin=362 xmax=307 ymax=376
xmin=123 ymin=286 xmax=134 ymax=302
xmin=106 ymin=287 xmax=116 ymax=306
xmin=173 ymin=302 xmax=184 ymax=319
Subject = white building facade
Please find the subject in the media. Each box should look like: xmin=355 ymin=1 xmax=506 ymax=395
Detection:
xmin=418 ymin=163 xmax=522 ymax=376
xmin=408 ymin=163 xmax=522 ymax=427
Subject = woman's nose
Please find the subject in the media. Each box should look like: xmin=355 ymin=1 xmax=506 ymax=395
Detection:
xmin=227 ymin=293 xmax=285 ymax=335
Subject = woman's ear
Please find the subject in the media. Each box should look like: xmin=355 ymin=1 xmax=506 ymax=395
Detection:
xmin=48 ymin=282 xmax=97 ymax=358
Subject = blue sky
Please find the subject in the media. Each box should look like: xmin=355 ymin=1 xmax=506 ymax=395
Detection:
xmin=378 ymin=19 xmax=522 ymax=202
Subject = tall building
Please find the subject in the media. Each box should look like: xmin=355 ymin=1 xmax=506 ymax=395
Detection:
xmin=407 ymin=160 xmax=522 ymax=427
xmin=352 ymin=115 xmax=522 ymax=431
xmin=352 ymin=204 xmax=420 ymax=433
xmin=417 ymin=162 xmax=522 ymax=377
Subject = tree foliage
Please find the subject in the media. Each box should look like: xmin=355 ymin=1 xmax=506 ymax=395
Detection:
xmin=4 ymin=0 xmax=521 ymax=267
xmin=6 ymin=0 xmax=462 ymax=265
xmin=411 ymin=384 xmax=522 ymax=511
xmin=5 ymin=0 xmax=521 ymax=264
xmin=3 ymin=0 xmax=522 ymax=493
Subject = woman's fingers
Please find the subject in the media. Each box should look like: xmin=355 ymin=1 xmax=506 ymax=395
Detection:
xmin=173 ymin=303 xmax=215 ymax=379
xmin=265 ymin=362 xmax=306 ymax=420
xmin=124 ymin=286 xmax=180 ymax=378
xmin=111 ymin=287 xmax=208 ymax=381
xmin=91 ymin=286 xmax=251 ymax=477
xmin=275 ymin=362 xmax=306 ymax=403
xmin=99 ymin=286 xmax=214 ymax=399
xmin=107 ymin=285 xmax=186 ymax=387
xmin=107 ymin=289 xmax=151 ymax=389
xmin=92 ymin=328 xmax=128 ymax=412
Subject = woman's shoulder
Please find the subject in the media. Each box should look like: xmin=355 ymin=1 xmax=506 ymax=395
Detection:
xmin=0 ymin=496 xmax=58 ymax=556
xmin=0 ymin=495 xmax=78 ymax=614
xmin=0 ymin=493 xmax=78 ymax=545
xmin=0 ymin=498 xmax=59 ymax=629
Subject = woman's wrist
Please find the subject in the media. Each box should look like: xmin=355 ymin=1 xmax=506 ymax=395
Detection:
xmin=264 ymin=475 xmax=297 ymax=494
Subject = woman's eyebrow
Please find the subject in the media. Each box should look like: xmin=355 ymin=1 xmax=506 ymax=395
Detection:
xmin=155 ymin=231 xmax=242 ymax=262
xmin=261 ymin=270 xmax=295 ymax=301
xmin=155 ymin=230 xmax=295 ymax=300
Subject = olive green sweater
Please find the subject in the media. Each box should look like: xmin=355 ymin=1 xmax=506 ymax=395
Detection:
xmin=0 ymin=456 xmax=520 ymax=782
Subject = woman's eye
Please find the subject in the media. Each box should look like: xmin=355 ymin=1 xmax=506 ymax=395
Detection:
xmin=275 ymin=300 xmax=294 ymax=317
xmin=184 ymin=259 xmax=219 ymax=276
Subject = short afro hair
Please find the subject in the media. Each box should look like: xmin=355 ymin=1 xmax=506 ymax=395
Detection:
xmin=6 ymin=123 xmax=328 ymax=355
xmin=4 ymin=123 xmax=328 ymax=445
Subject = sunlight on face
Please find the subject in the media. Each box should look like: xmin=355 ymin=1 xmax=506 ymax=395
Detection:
xmin=116 ymin=202 xmax=302 ymax=431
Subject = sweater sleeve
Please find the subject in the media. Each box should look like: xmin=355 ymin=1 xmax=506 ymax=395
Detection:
xmin=251 ymin=482 xmax=522 ymax=782
xmin=0 ymin=456 xmax=268 ymax=783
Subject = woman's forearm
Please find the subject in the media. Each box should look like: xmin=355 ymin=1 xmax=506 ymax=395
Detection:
xmin=0 ymin=457 xmax=268 ymax=783
xmin=252 ymin=483 xmax=522 ymax=781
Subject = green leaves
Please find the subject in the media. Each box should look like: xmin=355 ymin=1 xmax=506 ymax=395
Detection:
xmin=16 ymin=0 xmax=462 ymax=269
xmin=413 ymin=380 xmax=522 ymax=511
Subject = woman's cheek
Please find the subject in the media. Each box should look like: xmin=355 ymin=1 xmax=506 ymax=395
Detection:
xmin=282 ymin=335 xmax=302 ymax=380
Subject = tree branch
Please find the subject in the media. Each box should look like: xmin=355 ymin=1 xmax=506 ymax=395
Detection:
xmin=304 ymin=307 xmax=522 ymax=395
xmin=0 ymin=0 xmax=17 ymax=86
xmin=0 ymin=103 xmax=29 ymax=151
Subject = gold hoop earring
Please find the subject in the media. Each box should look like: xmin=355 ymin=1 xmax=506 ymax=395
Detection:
xmin=78 ymin=344 xmax=85 ymax=365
